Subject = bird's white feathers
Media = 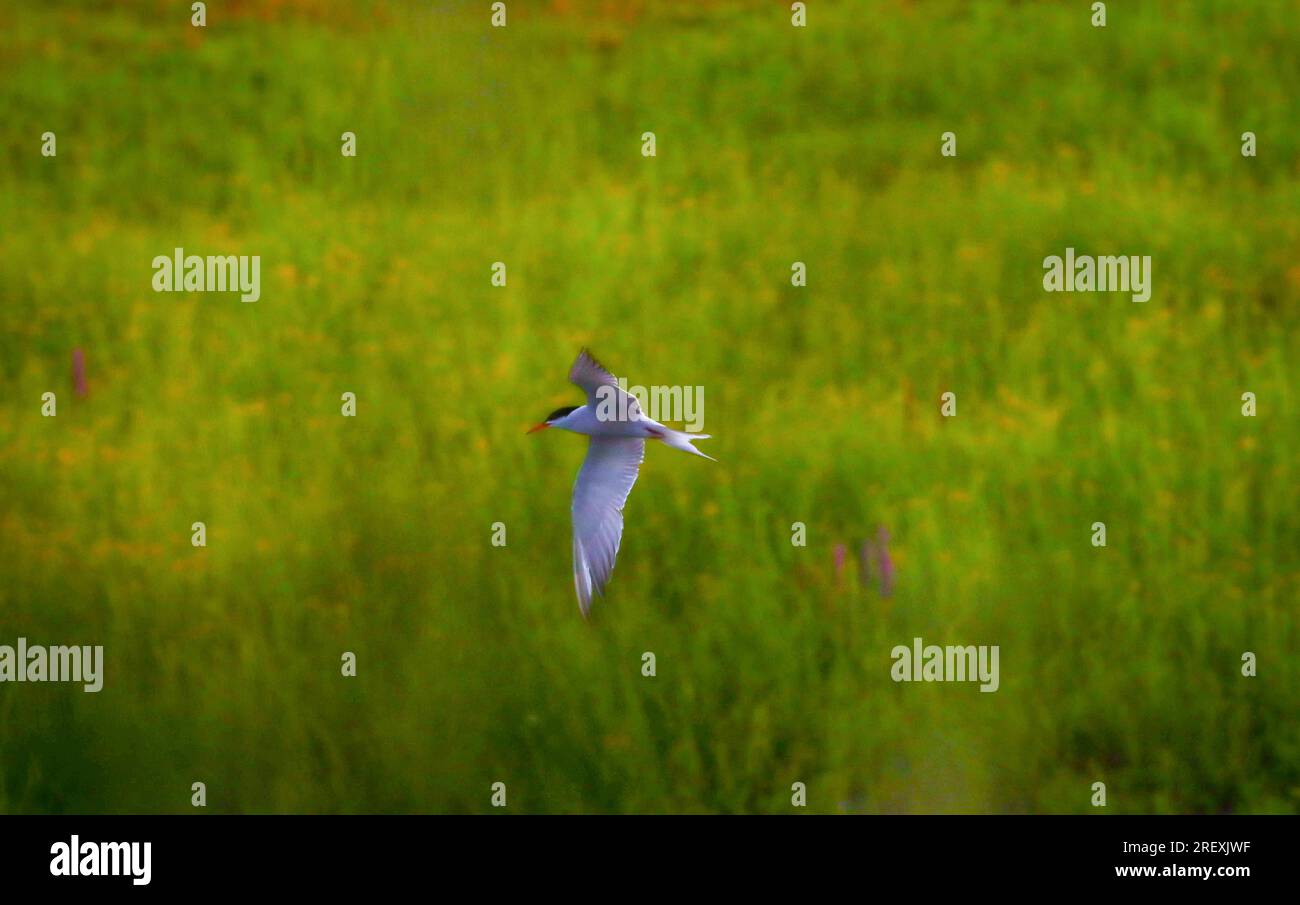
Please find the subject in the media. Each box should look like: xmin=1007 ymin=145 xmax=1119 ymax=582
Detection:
xmin=571 ymin=436 xmax=645 ymax=617
xmin=657 ymin=428 xmax=715 ymax=461
xmin=568 ymin=348 xmax=618 ymax=397
xmin=568 ymin=348 xmax=642 ymax=420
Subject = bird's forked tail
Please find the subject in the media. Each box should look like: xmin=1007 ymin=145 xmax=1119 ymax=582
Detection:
xmin=658 ymin=428 xmax=716 ymax=461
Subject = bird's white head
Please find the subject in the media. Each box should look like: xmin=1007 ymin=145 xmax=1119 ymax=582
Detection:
xmin=526 ymin=405 xmax=579 ymax=434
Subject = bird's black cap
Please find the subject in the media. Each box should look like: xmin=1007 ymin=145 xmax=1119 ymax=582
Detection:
xmin=546 ymin=405 xmax=579 ymax=422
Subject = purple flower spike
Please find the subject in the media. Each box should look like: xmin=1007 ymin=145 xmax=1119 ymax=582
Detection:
xmin=833 ymin=543 xmax=846 ymax=582
xmin=875 ymin=526 xmax=894 ymax=598
xmin=72 ymin=348 xmax=87 ymax=398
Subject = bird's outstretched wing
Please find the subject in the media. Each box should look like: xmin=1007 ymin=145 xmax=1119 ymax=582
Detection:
xmin=571 ymin=435 xmax=645 ymax=617
xmin=568 ymin=348 xmax=641 ymax=420
xmin=568 ymin=348 xmax=617 ymax=398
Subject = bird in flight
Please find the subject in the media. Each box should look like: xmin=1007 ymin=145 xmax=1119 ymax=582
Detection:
xmin=527 ymin=349 xmax=715 ymax=617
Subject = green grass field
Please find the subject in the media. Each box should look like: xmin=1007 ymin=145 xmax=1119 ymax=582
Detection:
xmin=1 ymin=0 xmax=1298 ymax=813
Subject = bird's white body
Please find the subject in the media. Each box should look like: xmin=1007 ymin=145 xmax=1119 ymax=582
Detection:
xmin=550 ymin=403 xmax=712 ymax=454
xmin=534 ymin=350 xmax=715 ymax=617
xmin=550 ymin=403 xmax=645 ymax=436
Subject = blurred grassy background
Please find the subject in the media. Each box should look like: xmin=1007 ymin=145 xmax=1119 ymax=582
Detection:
xmin=1 ymin=0 xmax=1298 ymax=813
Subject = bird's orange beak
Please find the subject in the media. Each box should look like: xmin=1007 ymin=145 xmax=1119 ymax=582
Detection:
xmin=526 ymin=422 xmax=550 ymax=434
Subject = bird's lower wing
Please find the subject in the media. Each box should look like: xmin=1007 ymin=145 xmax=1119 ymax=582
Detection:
xmin=571 ymin=436 xmax=645 ymax=617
